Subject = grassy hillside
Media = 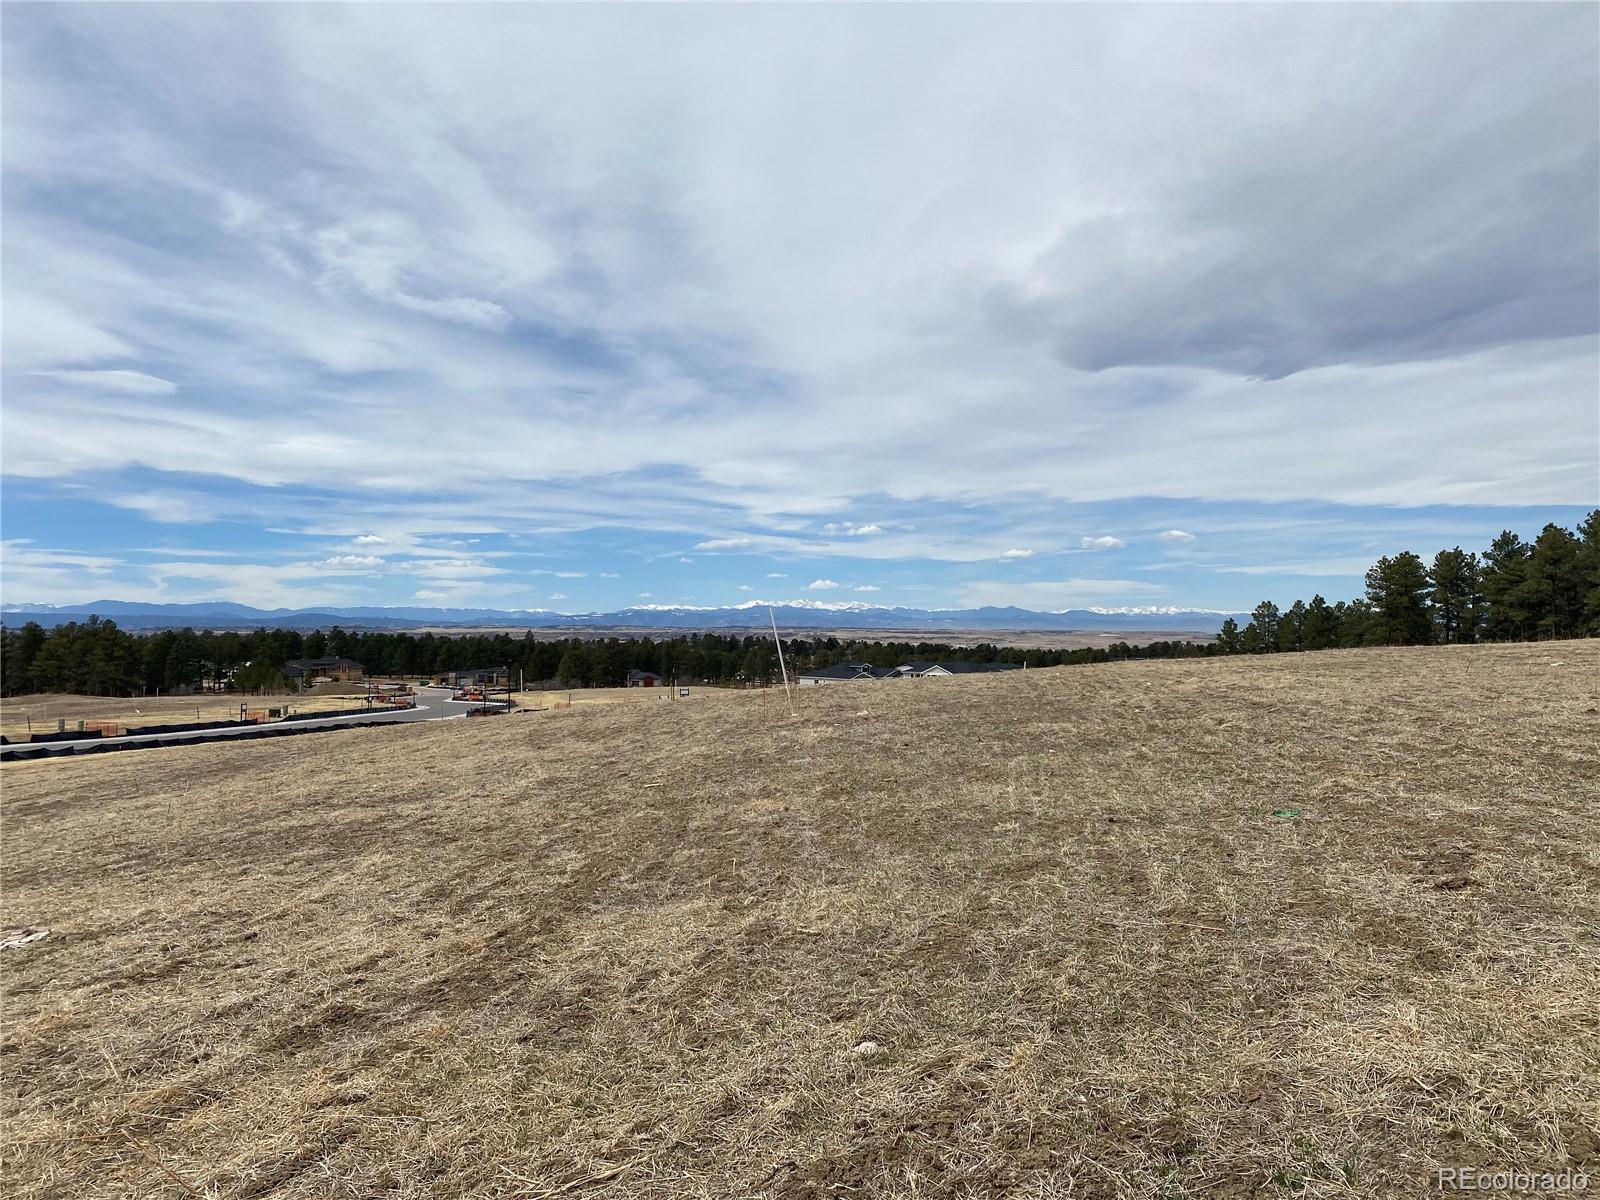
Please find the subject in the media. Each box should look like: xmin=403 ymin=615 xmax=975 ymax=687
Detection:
xmin=3 ymin=642 xmax=1597 ymax=1197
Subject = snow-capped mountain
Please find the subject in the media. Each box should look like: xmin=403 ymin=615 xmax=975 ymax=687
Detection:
xmin=0 ymin=600 xmax=1242 ymax=633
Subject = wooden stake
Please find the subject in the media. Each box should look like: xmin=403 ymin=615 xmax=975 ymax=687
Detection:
xmin=768 ymin=607 xmax=797 ymax=718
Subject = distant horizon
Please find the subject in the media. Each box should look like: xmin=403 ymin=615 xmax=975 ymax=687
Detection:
xmin=2 ymin=598 xmax=1249 ymax=617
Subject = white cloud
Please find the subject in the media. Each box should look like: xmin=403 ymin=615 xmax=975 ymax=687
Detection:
xmin=1220 ymin=557 xmax=1376 ymax=577
xmin=807 ymin=578 xmax=841 ymax=590
xmin=318 ymin=554 xmax=386 ymax=569
xmin=549 ymin=591 xmax=567 ymax=599
xmin=765 ymin=572 xmax=787 ymax=578
xmin=599 ymin=571 xmax=620 ymax=578
xmin=38 ymin=369 xmax=177 ymax=394
xmin=738 ymin=584 xmax=753 ymax=591
xmin=1 ymin=292 xmax=132 ymax=370
xmin=678 ymin=557 xmax=693 ymax=564
xmin=1157 ymin=529 xmax=1196 ymax=543
xmin=821 ymin=522 xmax=885 ymax=537
xmin=0 ymin=4 xmax=1593 ymax=610
xmin=0 ymin=541 xmax=132 ymax=605
xmin=143 ymin=560 xmax=367 ymax=609
xmin=1000 ymin=548 xmax=1034 ymax=559
xmin=1080 ymin=536 xmax=1126 ymax=550
xmin=854 ymin=585 xmax=881 ymax=592
xmin=959 ymin=577 xmax=1168 ymax=608
xmin=353 ymin=534 xmax=387 ymax=544
xmin=694 ymin=537 xmax=753 ymax=551
xmin=105 ymin=491 xmax=214 ymax=524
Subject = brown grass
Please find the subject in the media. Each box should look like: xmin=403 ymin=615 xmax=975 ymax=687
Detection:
xmin=3 ymin=641 xmax=1597 ymax=1197
xmin=509 ymin=685 xmax=752 ymax=713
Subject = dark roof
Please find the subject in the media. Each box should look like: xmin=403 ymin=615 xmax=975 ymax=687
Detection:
xmin=801 ymin=660 xmax=1022 ymax=680
xmin=282 ymin=656 xmax=363 ymax=672
xmin=913 ymin=661 xmax=1022 ymax=674
xmin=626 ymin=669 xmax=661 ymax=680
xmin=798 ymin=661 xmax=896 ymax=680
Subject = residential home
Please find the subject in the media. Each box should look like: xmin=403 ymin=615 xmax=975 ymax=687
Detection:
xmin=894 ymin=661 xmax=1024 ymax=677
xmin=799 ymin=660 xmax=1023 ymax=684
xmin=442 ymin=666 xmax=510 ymax=687
xmin=795 ymin=662 xmax=898 ymax=685
xmin=281 ymin=657 xmax=365 ymax=684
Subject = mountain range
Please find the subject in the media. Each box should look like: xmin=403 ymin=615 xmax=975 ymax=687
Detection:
xmin=0 ymin=600 xmax=1242 ymax=634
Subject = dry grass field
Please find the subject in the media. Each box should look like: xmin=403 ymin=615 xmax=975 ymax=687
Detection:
xmin=3 ymin=641 xmax=1597 ymax=1198
xmin=509 ymin=686 xmax=752 ymax=713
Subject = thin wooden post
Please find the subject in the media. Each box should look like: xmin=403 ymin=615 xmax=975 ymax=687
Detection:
xmin=768 ymin=607 xmax=797 ymax=718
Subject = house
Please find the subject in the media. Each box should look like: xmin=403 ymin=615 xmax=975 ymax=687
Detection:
xmin=281 ymin=656 xmax=365 ymax=684
xmin=795 ymin=661 xmax=898 ymax=686
xmin=626 ymin=670 xmax=662 ymax=688
xmin=798 ymin=660 xmax=1023 ymax=684
xmin=894 ymin=661 xmax=1024 ymax=678
xmin=442 ymin=666 xmax=510 ymax=687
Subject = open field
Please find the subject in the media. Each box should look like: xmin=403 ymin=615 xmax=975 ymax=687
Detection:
xmin=508 ymin=685 xmax=754 ymax=713
xmin=3 ymin=641 xmax=1597 ymax=1197
xmin=0 ymin=691 xmax=376 ymax=740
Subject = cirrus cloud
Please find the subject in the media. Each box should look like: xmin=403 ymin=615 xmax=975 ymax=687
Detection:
xmin=1 ymin=4 xmax=1593 ymax=614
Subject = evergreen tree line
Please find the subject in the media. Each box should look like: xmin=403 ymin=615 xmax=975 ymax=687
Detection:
xmin=1215 ymin=513 xmax=1599 ymax=654
xmin=4 ymin=512 xmax=1593 ymax=697
xmin=0 ymin=619 xmax=1209 ymax=698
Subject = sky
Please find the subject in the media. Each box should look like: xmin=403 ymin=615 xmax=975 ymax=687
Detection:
xmin=3 ymin=4 xmax=1596 ymax=615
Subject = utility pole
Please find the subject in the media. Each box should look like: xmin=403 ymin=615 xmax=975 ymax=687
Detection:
xmin=768 ymin=607 xmax=797 ymax=717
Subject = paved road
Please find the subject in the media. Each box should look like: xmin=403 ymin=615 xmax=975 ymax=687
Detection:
xmin=6 ymin=685 xmax=501 ymax=755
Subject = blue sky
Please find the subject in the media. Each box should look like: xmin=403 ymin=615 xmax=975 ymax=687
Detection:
xmin=3 ymin=5 xmax=1596 ymax=614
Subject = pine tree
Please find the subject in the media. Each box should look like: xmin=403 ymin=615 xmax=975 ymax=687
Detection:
xmin=1345 ymin=599 xmax=1377 ymax=646
xmin=1365 ymin=553 xmax=1432 ymax=645
xmin=1522 ymin=523 xmax=1585 ymax=640
xmin=1 ymin=622 xmax=47 ymax=695
xmin=1480 ymin=531 xmax=1530 ymax=641
xmin=1277 ymin=599 xmax=1307 ymax=652
xmin=235 ymin=660 xmax=288 ymax=693
xmin=1215 ymin=617 xmax=1242 ymax=654
xmin=1248 ymin=601 xmax=1281 ymax=652
xmin=1429 ymin=547 xmax=1482 ymax=644
xmin=1578 ymin=509 xmax=1600 ymax=636
xmin=1301 ymin=595 xmax=1339 ymax=650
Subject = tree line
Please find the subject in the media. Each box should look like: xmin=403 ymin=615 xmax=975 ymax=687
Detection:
xmin=1215 ymin=514 xmax=1599 ymax=653
xmin=0 ymin=618 xmax=1210 ymax=698
xmin=3 ymin=513 xmax=1593 ymax=697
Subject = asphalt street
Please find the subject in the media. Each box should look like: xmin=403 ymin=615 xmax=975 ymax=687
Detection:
xmin=7 ymin=685 xmax=492 ymax=754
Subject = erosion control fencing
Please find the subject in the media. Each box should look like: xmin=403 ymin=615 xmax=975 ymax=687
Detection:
xmin=0 ymin=705 xmax=419 ymax=763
